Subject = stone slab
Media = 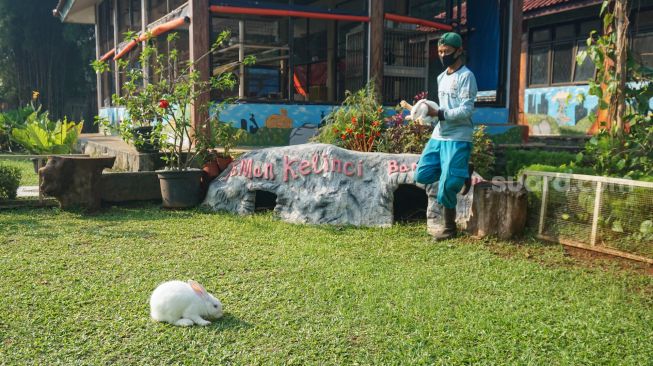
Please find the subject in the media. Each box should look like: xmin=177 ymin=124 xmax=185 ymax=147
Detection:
xmin=100 ymin=171 xmax=162 ymax=202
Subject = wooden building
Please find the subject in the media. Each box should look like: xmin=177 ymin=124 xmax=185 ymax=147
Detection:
xmin=53 ymin=0 xmax=526 ymax=145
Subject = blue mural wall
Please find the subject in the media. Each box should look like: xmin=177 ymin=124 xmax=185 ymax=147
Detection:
xmin=98 ymin=103 xmax=522 ymax=145
xmin=525 ymin=85 xmax=599 ymax=135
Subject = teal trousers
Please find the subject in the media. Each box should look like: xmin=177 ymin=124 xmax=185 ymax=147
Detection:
xmin=414 ymin=138 xmax=471 ymax=209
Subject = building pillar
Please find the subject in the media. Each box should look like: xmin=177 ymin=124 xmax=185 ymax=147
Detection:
xmin=189 ymin=0 xmax=210 ymax=131
xmin=508 ymin=0 xmax=523 ymax=128
xmin=95 ymin=4 xmax=102 ymax=111
xmin=327 ymin=20 xmax=336 ymax=102
xmin=113 ymin=0 xmax=121 ymax=98
xmin=368 ymin=0 xmax=384 ymax=100
xmin=141 ymin=0 xmax=149 ymax=85
xmin=518 ymin=29 xmax=528 ymax=131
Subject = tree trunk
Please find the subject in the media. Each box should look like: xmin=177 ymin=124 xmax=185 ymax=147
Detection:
xmin=614 ymin=0 xmax=629 ymax=134
xmin=592 ymin=0 xmax=630 ymax=135
xmin=465 ymin=181 xmax=528 ymax=239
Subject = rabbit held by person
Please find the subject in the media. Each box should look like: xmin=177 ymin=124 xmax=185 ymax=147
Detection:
xmin=400 ymin=99 xmax=440 ymax=127
xmin=150 ymin=280 xmax=223 ymax=326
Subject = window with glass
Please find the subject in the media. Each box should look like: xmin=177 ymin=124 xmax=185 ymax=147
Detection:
xmin=632 ymin=9 xmax=653 ymax=68
xmin=528 ymin=20 xmax=599 ymax=86
xmin=149 ymin=0 xmax=186 ymax=23
xmin=209 ymin=3 xmax=367 ymax=103
xmin=118 ymin=0 xmax=142 ymax=36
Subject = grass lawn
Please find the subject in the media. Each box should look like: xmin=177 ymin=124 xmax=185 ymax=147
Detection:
xmin=1 ymin=205 xmax=652 ymax=364
xmin=0 ymin=158 xmax=39 ymax=186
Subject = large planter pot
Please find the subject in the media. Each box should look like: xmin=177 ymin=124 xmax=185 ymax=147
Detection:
xmin=156 ymin=168 xmax=203 ymax=209
xmin=131 ymin=126 xmax=159 ymax=153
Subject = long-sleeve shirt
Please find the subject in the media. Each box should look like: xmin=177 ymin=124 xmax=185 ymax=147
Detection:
xmin=431 ymin=65 xmax=477 ymax=142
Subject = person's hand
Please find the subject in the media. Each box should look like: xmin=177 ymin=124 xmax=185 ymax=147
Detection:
xmin=399 ymin=100 xmax=412 ymax=110
xmin=426 ymin=104 xmax=439 ymax=117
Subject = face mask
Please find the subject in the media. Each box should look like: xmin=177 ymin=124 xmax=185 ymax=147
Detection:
xmin=440 ymin=51 xmax=460 ymax=68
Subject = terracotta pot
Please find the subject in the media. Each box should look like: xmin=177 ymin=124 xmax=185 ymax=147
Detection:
xmin=216 ymin=156 xmax=233 ymax=172
xmin=202 ymin=160 xmax=220 ymax=178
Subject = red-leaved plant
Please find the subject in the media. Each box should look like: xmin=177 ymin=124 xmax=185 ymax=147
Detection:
xmin=313 ymin=82 xmax=386 ymax=152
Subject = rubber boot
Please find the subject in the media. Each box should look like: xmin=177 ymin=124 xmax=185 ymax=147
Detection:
xmin=432 ymin=207 xmax=457 ymax=241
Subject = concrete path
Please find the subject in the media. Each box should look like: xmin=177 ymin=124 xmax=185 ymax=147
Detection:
xmin=17 ymin=186 xmax=40 ymax=197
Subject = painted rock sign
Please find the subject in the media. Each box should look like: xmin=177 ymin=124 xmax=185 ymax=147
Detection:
xmin=203 ymin=143 xmax=473 ymax=229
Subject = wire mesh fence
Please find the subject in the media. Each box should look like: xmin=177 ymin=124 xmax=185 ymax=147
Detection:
xmin=521 ymin=171 xmax=653 ymax=262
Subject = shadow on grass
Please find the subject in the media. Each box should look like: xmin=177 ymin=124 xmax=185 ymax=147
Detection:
xmin=209 ymin=313 xmax=254 ymax=332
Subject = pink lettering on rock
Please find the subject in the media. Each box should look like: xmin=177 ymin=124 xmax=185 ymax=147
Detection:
xmin=344 ymin=162 xmax=356 ymax=176
xmin=283 ymin=156 xmax=298 ymax=182
xmin=388 ymin=160 xmax=398 ymax=174
xmin=299 ymin=160 xmax=312 ymax=175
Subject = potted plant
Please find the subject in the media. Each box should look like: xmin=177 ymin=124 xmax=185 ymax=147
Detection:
xmin=198 ymin=113 xmax=246 ymax=181
xmin=94 ymin=30 xmax=253 ymax=208
xmin=92 ymin=33 xmax=164 ymax=153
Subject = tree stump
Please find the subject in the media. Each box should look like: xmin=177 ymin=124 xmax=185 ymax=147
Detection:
xmin=465 ymin=181 xmax=528 ymax=239
xmin=39 ymin=156 xmax=116 ymax=212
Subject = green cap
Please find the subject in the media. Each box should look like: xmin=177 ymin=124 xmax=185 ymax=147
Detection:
xmin=438 ymin=32 xmax=462 ymax=48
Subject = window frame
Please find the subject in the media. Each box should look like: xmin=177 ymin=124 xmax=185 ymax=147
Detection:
xmin=209 ymin=13 xmax=369 ymax=105
xmin=527 ymin=19 xmax=599 ymax=87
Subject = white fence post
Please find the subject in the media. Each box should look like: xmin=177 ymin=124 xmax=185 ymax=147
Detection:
xmin=538 ymin=176 xmax=549 ymax=236
xmin=590 ymin=181 xmax=603 ymax=246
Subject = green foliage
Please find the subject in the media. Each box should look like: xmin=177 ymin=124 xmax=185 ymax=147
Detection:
xmin=197 ymin=116 xmax=246 ymax=161
xmin=518 ymin=163 xmax=595 ymax=177
xmin=0 ymin=163 xmax=21 ymax=200
xmin=0 ymin=105 xmax=37 ymax=152
xmin=10 ymin=109 xmax=83 ymax=154
xmin=488 ymin=125 xmax=525 ymax=144
xmin=503 ymin=149 xmax=577 ymax=178
xmin=578 ymin=123 xmax=653 ymax=180
xmin=471 ymin=125 xmax=496 ymax=178
xmin=313 ymin=82 xmax=385 ymax=152
xmin=575 ymin=0 xmax=653 ymax=179
xmin=237 ymin=127 xmax=292 ymax=147
xmin=94 ymin=30 xmax=251 ymax=170
xmin=0 ymin=159 xmax=38 ymax=186
xmin=378 ymin=122 xmax=432 ymax=155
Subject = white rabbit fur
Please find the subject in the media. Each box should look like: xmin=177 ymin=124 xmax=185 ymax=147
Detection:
xmin=150 ymin=280 xmax=223 ymax=326
xmin=402 ymin=99 xmax=439 ymax=126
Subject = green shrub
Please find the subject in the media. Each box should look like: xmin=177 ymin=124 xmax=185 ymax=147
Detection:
xmin=377 ymin=122 xmax=432 ymax=155
xmin=489 ymin=125 xmax=525 ymax=144
xmin=471 ymin=125 xmax=496 ymax=178
xmin=0 ymin=105 xmax=38 ymax=152
xmin=312 ymin=82 xmax=385 ymax=152
xmin=503 ymin=149 xmax=577 ymax=178
xmin=0 ymin=164 xmax=21 ymax=200
xmin=238 ymin=127 xmax=292 ymax=147
xmin=10 ymin=109 xmax=83 ymax=155
xmin=518 ymin=163 xmax=595 ymax=177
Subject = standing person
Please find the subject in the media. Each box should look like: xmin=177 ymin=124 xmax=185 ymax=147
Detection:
xmin=414 ymin=32 xmax=477 ymax=240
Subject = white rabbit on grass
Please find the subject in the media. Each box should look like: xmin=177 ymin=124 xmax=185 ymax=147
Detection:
xmin=150 ymin=280 xmax=223 ymax=326
xmin=400 ymin=99 xmax=440 ymax=127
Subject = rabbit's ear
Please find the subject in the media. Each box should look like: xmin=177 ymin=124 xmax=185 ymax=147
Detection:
xmin=188 ymin=280 xmax=207 ymax=297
